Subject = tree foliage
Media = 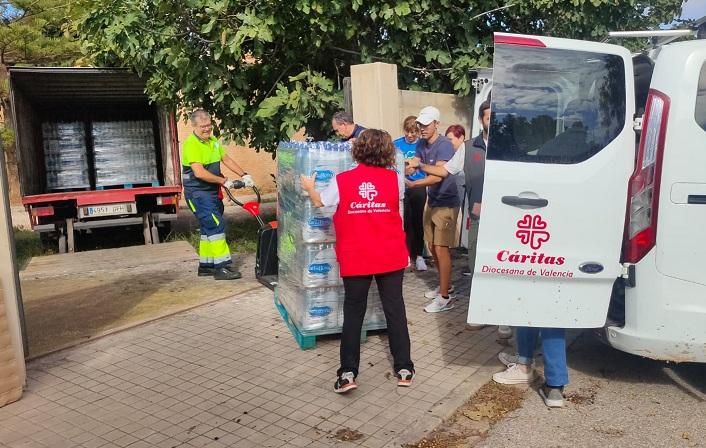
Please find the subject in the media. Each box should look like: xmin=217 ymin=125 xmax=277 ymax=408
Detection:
xmin=0 ymin=1 xmax=84 ymax=154
xmin=0 ymin=1 xmax=82 ymax=66
xmin=77 ymin=0 xmax=683 ymax=152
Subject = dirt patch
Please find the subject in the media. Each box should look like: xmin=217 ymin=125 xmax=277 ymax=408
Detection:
xmin=591 ymin=426 xmax=625 ymax=437
xmin=405 ymin=382 xmax=527 ymax=448
xmin=333 ymin=428 xmax=364 ymax=442
xmin=565 ymin=380 xmax=601 ymax=406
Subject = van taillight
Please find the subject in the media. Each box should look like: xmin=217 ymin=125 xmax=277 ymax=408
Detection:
xmin=623 ymin=90 xmax=670 ymax=263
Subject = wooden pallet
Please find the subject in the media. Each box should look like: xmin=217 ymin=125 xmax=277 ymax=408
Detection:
xmin=49 ymin=186 xmax=91 ymax=192
xmin=96 ymin=181 xmax=160 ymax=190
xmin=273 ymin=292 xmax=383 ymax=350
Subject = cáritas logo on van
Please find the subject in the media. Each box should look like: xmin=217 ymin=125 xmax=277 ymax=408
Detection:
xmin=481 ymin=214 xmax=572 ymax=277
xmin=515 ymin=214 xmax=550 ymax=250
xmin=497 ymin=214 xmax=565 ymax=266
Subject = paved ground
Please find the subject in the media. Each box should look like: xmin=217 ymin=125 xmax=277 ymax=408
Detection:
xmin=0 ymin=256 xmax=508 ymax=448
xmin=480 ymin=332 xmax=706 ymax=448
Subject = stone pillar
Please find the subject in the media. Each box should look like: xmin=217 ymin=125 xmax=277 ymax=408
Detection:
xmin=0 ymin=141 xmax=25 ymax=407
xmin=350 ymin=63 xmax=400 ymax=136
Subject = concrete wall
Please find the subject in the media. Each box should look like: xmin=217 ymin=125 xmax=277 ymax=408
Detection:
xmin=350 ymin=62 xmax=474 ymax=140
xmin=0 ymin=142 xmax=25 ymax=407
xmin=398 ymin=90 xmax=473 ymax=139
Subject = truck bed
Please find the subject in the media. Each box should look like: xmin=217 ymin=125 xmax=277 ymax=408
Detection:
xmin=22 ymin=186 xmax=183 ymax=207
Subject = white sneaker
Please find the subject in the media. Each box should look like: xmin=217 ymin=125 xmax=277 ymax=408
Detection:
xmin=498 ymin=326 xmax=513 ymax=339
xmin=415 ymin=256 xmax=428 ymax=271
xmin=424 ymin=285 xmax=455 ymax=299
xmin=492 ymin=363 xmax=538 ymax=385
xmin=498 ymin=352 xmax=519 ymax=367
xmin=424 ymin=295 xmax=455 ymax=313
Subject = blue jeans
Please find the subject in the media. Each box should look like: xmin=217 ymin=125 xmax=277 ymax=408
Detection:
xmin=516 ymin=327 xmax=569 ymax=387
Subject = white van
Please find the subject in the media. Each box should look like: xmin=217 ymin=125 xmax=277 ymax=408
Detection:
xmin=468 ymin=32 xmax=706 ymax=363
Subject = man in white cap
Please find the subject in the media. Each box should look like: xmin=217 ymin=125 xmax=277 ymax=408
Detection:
xmin=405 ymin=106 xmax=460 ymax=312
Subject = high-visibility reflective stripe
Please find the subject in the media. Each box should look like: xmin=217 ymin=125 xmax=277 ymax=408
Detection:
xmin=200 ymin=256 xmax=214 ymax=264
xmin=188 ymin=199 xmax=197 ymax=212
xmin=206 ymin=232 xmax=226 ymax=242
xmin=213 ymin=254 xmax=232 ymax=265
xmin=211 ymin=213 xmax=220 ymax=226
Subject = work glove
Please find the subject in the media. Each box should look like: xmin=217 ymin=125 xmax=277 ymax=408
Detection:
xmin=223 ymin=179 xmax=236 ymax=189
xmin=242 ymin=174 xmax=255 ymax=188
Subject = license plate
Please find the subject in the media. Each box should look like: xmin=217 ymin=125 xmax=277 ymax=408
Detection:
xmin=80 ymin=202 xmax=136 ymax=218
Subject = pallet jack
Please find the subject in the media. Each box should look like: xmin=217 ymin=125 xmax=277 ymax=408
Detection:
xmin=223 ymin=181 xmax=278 ymax=290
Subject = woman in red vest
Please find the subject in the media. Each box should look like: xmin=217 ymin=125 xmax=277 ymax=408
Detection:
xmin=301 ymin=129 xmax=415 ymax=394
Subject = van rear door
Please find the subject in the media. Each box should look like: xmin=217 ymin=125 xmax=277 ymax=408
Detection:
xmin=468 ymin=34 xmax=635 ymax=328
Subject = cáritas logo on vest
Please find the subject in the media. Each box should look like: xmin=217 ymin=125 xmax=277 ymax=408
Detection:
xmin=349 ymin=181 xmax=389 ymax=213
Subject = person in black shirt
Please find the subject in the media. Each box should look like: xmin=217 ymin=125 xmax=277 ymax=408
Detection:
xmin=332 ymin=111 xmax=367 ymax=142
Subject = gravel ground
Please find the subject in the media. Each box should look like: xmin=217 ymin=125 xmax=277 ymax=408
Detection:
xmin=479 ymin=332 xmax=706 ymax=448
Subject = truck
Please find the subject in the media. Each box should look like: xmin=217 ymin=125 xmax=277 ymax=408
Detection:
xmin=8 ymin=67 xmax=182 ymax=253
xmin=468 ymin=29 xmax=706 ymax=363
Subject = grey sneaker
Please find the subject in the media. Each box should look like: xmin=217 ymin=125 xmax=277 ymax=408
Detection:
xmin=497 ymin=326 xmax=513 ymax=339
xmin=540 ymin=384 xmax=565 ymax=408
xmin=498 ymin=352 xmax=519 ymax=367
xmin=424 ymin=285 xmax=456 ymax=299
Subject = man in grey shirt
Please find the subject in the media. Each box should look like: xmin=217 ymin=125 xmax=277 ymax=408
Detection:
xmin=408 ymin=101 xmax=510 ymax=339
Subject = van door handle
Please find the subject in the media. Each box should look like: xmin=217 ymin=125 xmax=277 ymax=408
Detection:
xmin=501 ymin=196 xmax=549 ymax=208
xmin=687 ymin=195 xmax=706 ymax=204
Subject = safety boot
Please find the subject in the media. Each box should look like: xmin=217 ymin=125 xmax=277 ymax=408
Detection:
xmin=214 ymin=266 xmax=242 ymax=280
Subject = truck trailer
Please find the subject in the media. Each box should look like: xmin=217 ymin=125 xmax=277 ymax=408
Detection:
xmin=8 ymin=67 xmax=182 ymax=253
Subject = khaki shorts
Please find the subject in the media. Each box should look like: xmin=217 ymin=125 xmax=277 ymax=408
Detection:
xmin=423 ymin=206 xmax=459 ymax=248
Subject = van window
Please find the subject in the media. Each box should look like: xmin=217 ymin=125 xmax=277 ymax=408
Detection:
xmin=695 ymin=63 xmax=706 ymax=131
xmin=488 ymin=46 xmax=626 ymax=164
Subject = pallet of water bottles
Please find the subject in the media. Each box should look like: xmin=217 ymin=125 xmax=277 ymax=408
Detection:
xmin=275 ymin=140 xmax=391 ymax=349
xmin=41 ymin=120 xmax=160 ymax=192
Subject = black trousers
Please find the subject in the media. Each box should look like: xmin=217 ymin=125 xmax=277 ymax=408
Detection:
xmin=338 ymin=269 xmax=414 ymax=377
xmin=404 ymin=186 xmax=427 ymax=258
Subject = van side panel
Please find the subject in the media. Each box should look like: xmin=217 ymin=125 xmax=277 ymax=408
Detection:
xmin=608 ymin=249 xmax=706 ymax=362
xmin=607 ymin=41 xmax=706 ymax=363
xmin=652 ymin=43 xmax=706 ymax=287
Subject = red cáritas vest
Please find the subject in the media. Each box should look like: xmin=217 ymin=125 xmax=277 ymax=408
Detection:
xmin=333 ymin=163 xmax=409 ymax=277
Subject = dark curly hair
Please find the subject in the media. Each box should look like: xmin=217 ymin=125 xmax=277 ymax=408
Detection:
xmin=351 ymin=129 xmax=396 ymax=168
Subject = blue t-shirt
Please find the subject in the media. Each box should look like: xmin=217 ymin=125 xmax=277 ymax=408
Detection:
xmin=394 ymin=136 xmax=426 ymax=181
xmin=416 ymin=135 xmax=460 ymax=207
